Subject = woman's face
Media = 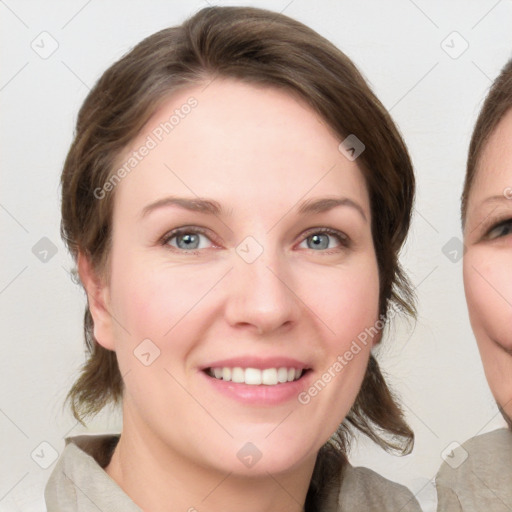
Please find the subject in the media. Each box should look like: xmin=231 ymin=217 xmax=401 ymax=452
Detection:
xmin=463 ymin=108 xmax=512 ymax=422
xmin=88 ymin=78 xmax=380 ymax=475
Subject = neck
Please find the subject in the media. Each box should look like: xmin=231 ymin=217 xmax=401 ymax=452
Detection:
xmin=105 ymin=408 xmax=316 ymax=512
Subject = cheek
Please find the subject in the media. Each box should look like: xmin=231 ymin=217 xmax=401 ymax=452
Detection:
xmin=303 ymin=255 xmax=381 ymax=382
xmin=464 ymin=249 xmax=512 ymax=351
xmin=464 ymin=249 xmax=512 ymax=412
xmin=292 ymin=249 xmax=381 ymax=332
xmin=328 ymin=267 xmax=380 ymax=343
xmin=273 ymin=254 xmax=380 ymax=439
xmin=106 ymin=255 xmax=221 ymax=409
xmin=109 ymin=257 xmax=219 ymax=345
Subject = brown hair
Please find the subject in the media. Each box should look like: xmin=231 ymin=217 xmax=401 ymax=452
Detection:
xmin=61 ymin=6 xmax=415 ymax=505
xmin=462 ymin=58 xmax=512 ymax=225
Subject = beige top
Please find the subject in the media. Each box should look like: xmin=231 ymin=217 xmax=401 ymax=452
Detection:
xmin=45 ymin=434 xmax=421 ymax=511
xmin=435 ymin=428 xmax=512 ymax=512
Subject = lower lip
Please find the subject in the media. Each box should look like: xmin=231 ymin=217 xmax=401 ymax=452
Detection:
xmin=200 ymin=370 xmax=311 ymax=406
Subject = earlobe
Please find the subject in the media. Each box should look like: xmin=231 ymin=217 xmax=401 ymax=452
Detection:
xmin=372 ymin=328 xmax=383 ymax=348
xmin=77 ymin=252 xmax=115 ymax=351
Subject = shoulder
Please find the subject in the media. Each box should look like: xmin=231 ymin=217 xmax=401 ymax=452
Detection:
xmin=436 ymin=429 xmax=512 ymax=511
xmin=333 ymin=463 xmax=421 ymax=512
xmin=44 ymin=433 xmax=140 ymax=512
xmin=460 ymin=427 xmax=512 ymax=453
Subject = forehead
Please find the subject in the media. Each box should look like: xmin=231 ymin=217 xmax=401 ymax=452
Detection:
xmin=114 ymin=78 xmax=369 ymax=214
xmin=472 ymin=108 xmax=512 ymax=195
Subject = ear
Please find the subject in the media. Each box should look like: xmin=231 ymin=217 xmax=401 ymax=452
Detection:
xmin=371 ymin=318 xmax=385 ymax=348
xmin=371 ymin=330 xmax=383 ymax=348
xmin=77 ymin=251 xmax=115 ymax=351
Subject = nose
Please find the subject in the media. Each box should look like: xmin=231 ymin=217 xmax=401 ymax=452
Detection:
xmin=224 ymin=241 xmax=301 ymax=336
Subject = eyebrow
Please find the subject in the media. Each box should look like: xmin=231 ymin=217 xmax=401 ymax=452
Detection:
xmin=297 ymin=197 xmax=367 ymax=221
xmin=472 ymin=194 xmax=512 ymax=219
xmin=141 ymin=195 xmax=367 ymax=221
xmin=141 ymin=196 xmax=225 ymax=217
xmin=482 ymin=194 xmax=511 ymax=205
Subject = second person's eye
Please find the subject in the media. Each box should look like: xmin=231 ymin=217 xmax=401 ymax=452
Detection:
xmin=486 ymin=218 xmax=512 ymax=240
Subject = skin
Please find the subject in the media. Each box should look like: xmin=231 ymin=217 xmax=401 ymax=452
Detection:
xmin=79 ymin=78 xmax=380 ymax=512
xmin=463 ymin=108 xmax=512 ymax=424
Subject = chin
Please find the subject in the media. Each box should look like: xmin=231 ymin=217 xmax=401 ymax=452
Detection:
xmin=208 ymin=435 xmax=319 ymax=477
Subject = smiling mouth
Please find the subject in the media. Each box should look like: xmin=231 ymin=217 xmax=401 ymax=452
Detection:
xmin=204 ymin=367 xmax=309 ymax=386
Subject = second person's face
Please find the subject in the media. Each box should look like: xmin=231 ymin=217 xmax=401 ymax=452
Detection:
xmin=464 ymin=108 xmax=512 ymax=422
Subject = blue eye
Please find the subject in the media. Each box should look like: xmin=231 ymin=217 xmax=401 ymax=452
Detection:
xmin=486 ymin=219 xmax=512 ymax=240
xmin=163 ymin=228 xmax=213 ymax=251
xmin=299 ymin=229 xmax=349 ymax=251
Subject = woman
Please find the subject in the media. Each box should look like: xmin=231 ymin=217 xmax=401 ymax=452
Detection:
xmin=45 ymin=6 xmax=421 ymax=511
xmin=436 ymin=59 xmax=512 ymax=510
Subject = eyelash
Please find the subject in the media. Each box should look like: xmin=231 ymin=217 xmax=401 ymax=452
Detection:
xmin=159 ymin=226 xmax=350 ymax=255
xmin=484 ymin=217 xmax=512 ymax=241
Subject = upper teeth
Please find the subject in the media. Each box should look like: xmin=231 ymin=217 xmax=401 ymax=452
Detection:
xmin=208 ymin=367 xmax=303 ymax=385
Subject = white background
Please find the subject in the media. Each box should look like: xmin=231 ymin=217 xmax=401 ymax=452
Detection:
xmin=1 ymin=1 xmax=511 ymax=510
